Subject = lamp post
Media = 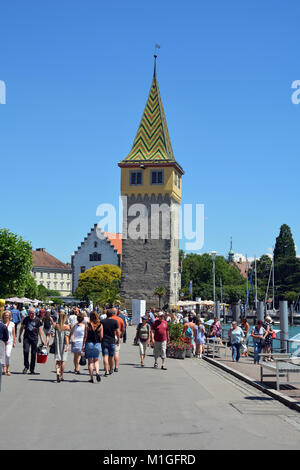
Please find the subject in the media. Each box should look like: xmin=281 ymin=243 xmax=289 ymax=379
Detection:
xmin=210 ymin=251 xmax=217 ymax=315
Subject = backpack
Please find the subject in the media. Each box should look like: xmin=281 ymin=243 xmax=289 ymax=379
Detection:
xmin=185 ymin=326 xmax=193 ymax=338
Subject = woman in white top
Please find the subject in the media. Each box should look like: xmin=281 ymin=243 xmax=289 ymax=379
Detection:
xmin=2 ymin=311 xmax=16 ymax=376
xmin=70 ymin=313 xmax=85 ymax=374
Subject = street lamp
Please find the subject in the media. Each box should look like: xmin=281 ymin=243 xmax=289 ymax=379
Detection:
xmin=210 ymin=251 xmax=217 ymax=314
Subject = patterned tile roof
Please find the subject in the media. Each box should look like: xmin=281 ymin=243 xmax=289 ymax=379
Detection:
xmin=120 ymin=67 xmax=175 ymax=163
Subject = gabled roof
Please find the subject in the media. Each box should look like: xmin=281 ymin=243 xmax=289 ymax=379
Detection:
xmin=120 ymin=59 xmax=175 ymax=164
xmin=32 ymin=250 xmax=71 ymax=270
xmin=104 ymin=232 xmax=122 ymax=255
xmin=72 ymin=225 xmax=122 ymax=257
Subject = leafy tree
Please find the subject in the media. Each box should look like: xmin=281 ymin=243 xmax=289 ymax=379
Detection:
xmin=0 ymin=229 xmax=33 ymax=297
xmin=274 ymin=224 xmax=296 ymax=260
xmin=98 ymin=284 xmax=122 ymax=307
xmin=181 ymin=253 xmax=246 ymax=304
xmin=75 ymin=264 xmax=121 ymax=305
xmin=153 ymin=286 xmax=166 ymax=309
xmin=24 ymin=274 xmax=38 ymax=299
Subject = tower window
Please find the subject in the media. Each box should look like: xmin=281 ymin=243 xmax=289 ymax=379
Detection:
xmin=151 ymin=170 xmax=164 ymax=185
xmin=130 ymin=171 xmax=143 ymax=185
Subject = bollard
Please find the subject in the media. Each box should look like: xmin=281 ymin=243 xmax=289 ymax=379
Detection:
xmin=232 ymin=302 xmax=240 ymax=322
xmin=256 ymin=301 xmax=265 ymax=323
xmin=215 ymin=301 xmax=220 ymax=320
xmin=280 ymin=301 xmax=289 ymax=353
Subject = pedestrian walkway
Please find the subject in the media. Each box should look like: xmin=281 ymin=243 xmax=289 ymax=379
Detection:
xmin=204 ymin=345 xmax=300 ymax=404
xmin=1 ymin=327 xmax=300 ymax=450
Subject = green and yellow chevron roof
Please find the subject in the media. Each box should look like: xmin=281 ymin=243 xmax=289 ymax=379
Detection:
xmin=120 ymin=61 xmax=175 ymax=164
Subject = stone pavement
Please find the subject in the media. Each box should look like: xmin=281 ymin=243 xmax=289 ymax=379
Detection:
xmin=204 ymin=343 xmax=300 ymax=404
xmin=1 ymin=327 xmax=300 ymax=450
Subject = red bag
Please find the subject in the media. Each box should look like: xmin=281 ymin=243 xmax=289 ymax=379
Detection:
xmin=272 ymin=331 xmax=276 ymax=339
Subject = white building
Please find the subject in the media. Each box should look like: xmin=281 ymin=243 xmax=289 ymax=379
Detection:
xmin=71 ymin=225 xmax=122 ymax=292
xmin=32 ymin=249 xmax=72 ymax=296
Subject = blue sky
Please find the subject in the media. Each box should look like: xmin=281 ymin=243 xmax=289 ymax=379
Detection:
xmin=0 ymin=0 xmax=299 ymax=263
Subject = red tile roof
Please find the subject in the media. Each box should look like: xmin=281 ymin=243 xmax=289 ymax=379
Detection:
xmin=32 ymin=250 xmax=71 ymax=270
xmin=104 ymin=233 xmax=122 ymax=255
xmin=233 ymin=261 xmax=248 ymax=279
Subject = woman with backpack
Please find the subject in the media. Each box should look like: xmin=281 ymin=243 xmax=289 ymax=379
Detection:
xmin=135 ymin=315 xmax=151 ymax=367
xmin=183 ymin=319 xmax=195 ymax=356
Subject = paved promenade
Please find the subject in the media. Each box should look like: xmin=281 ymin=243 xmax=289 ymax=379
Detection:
xmin=1 ymin=327 xmax=300 ymax=450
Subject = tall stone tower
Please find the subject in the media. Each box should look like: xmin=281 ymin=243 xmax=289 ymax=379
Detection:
xmin=118 ymin=57 xmax=184 ymax=310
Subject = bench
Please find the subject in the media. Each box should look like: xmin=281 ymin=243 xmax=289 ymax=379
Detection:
xmin=259 ymin=353 xmax=300 ymax=390
xmin=205 ymin=338 xmax=228 ymax=359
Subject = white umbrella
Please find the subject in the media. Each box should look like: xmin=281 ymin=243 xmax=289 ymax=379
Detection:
xmin=18 ymin=297 xmax=33 ymax=304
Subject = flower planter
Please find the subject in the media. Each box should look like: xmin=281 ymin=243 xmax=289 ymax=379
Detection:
xmin=176 ymin=350 xmax=185 ymax=360
xmin=185 ymin=349 xmax=192 ymax=358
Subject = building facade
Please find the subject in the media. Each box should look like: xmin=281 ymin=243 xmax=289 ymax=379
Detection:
xmin=32 ymin=248 xmax=72 ymax=296
xmin=71 ymin=225 xmax=122 ymax=292
xmin=118 ymin=57 xmax=184 ymax=309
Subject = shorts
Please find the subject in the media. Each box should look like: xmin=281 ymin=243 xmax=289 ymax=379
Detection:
xmin=115 ymin=340 xmax=120 ymax=355
xmin=154 ymin=340 xmax=167 ymax=359
xmin=85 ymin=342 xmax=101 ymax=359
xmin=44 ymin=328 xmax=51 ymax=335
xmin=138 ymin=339 xmax=148 ymax=356
xmin=102 ymin=342 xmax=116 ymax=357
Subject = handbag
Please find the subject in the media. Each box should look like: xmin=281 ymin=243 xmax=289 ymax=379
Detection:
xmin=271 ymin=331 xmax=277 ymax=339
xmin=49 ymin=342 xmax=55 ymax=354
xmin=79 ymin=355 xmax=86 ymax=366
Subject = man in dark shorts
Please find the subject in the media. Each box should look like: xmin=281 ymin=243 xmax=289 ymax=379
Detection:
xmin=101 ymin=309 xmax=120 ymax=377
xmin=19 ymin=308 xmax=45 ymax=375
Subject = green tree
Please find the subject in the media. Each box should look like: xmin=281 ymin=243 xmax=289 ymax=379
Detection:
xmin=274 ymin=224 xmax=296 ymax=260
xmin=0 ymin=228 xmax=33 ymax=297
xmin=24 ymin=274 xmax=38 ymax=299
xmin=181 ymin=253 xmax=246 ymax=304
xmin=75 ymin=264 xmax=121 ymax=304
xmin=153 ymin=286 xmax=166 ymax=309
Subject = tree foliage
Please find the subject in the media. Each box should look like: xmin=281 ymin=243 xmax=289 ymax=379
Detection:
xmin=75 ymin=264 xmax=121 ymax=305
xmin=181 ymin=253 xmax=246 ymax=304
xmin=0 ymin=228 xmax=33 ymax=297
xmin=274 ymin=224 xmax=296 ymax=260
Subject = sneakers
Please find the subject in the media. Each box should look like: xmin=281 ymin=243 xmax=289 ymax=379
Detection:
xmin=154 ymin=363 xmax=158 ymax=369
xmin=96 ymin=374 xmax=101 ymax=382
xmin=114 ymin=368 xmax=118 ymax=373
xmin=23 ymin=368 xmax=28 ymax=374
xmin=104 ymin=372 xmax=109 ymax=377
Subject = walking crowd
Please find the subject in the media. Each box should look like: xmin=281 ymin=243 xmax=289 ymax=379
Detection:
xmin=0 ymin=302 xmax=278 ymax=391
xmin=0 ymin=303 xmax=129 ymax=385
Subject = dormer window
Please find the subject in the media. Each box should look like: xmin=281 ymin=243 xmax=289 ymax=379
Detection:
xmin=130 ymin=171 xmax=143 ymax=185
xmin=151 ymin=170 xmax=164 ymax=184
